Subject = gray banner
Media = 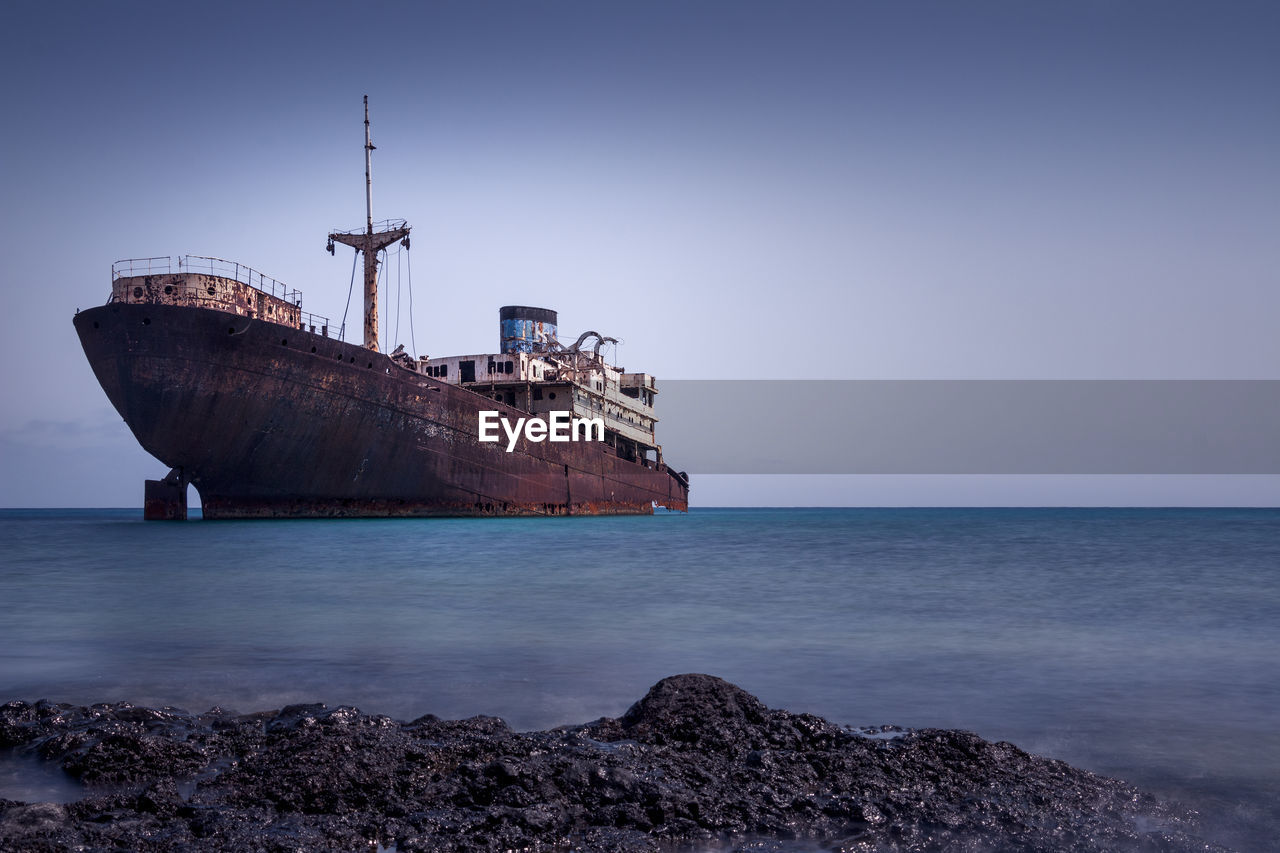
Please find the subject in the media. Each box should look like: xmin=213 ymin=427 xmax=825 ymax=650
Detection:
xmin=656 ymin=380 xmax=1280 ymax=474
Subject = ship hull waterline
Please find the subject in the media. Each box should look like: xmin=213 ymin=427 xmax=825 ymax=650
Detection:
xmin=74 ymin=302 xmax=689 ymax=518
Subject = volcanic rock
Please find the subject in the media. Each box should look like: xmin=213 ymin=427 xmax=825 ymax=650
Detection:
xmin=0 ymin=675 xmax=1226 ymax=852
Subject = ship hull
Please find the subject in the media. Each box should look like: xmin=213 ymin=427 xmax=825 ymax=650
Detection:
xmin=74 ymin=303 xmax=689 ymax=518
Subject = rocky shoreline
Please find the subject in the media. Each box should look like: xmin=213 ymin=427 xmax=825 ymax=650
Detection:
xmin=1 ymin=674 xmax=1224 ymax=852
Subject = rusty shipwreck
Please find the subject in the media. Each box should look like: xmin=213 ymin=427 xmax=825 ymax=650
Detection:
xmin=72 ymin=98 xmax=689 ymax=520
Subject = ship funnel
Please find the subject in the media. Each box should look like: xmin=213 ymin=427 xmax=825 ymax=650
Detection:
xmin=500 ymin=306 xmax=558 ymax=353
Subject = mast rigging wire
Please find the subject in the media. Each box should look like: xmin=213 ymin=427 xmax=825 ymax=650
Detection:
xmin=379 ymin=249 xmax=388 ymax=353
xmin=394 ymin=242 xmax=402 ymax=350
xmin=340 ymin=250 xmax=357 ymax=341
xmin=406 ymin=244 xmax=417 ymax=357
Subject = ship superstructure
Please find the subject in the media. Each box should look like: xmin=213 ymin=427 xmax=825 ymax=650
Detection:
xmin=408 ymin=306 xmax=664 ymax=468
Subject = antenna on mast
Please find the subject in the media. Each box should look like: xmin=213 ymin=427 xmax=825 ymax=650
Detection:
xmin=364 ymin=94 xmax=374 ymax=235
xmin=328 ymin=95 xmax=410 ymax=352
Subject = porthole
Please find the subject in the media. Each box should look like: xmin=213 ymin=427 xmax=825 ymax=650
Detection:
xmin=310 ymin=346 xmax=317 ymax=353
xmin=142 ymin=318 xmax=151 ymax=326
xmin=335 ymin=353 xmax=342 ymax=360
xmin=92 ymin=321 xmax=99 ymax=329
xmin=207 ymin=286 xmax=215 ymax=296
xmin=549 ymin=392 xmax=556 ymax=400
xmin=133 ymin=287 xmax=143 ymax=298
xmin=366 ymin=362 xmax=372 ymax=369
xmin=281 ymin=339 xmax=288 ymax=346
xmin=349 ymin=357 xmax=355 ymax=363
xmin=163 ymin=285 xmax=173 ymax=295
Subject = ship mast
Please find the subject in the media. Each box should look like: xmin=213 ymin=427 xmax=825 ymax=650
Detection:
xmin=328 ymin=95 xmax=410 ymax=352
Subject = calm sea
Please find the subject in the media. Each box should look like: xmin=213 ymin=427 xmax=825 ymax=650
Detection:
xmin=1 ymin=507 xmax=1276 ymax=849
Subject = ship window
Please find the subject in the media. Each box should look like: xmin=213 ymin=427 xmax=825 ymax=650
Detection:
xmin=487 ymin=359 xmax=495 ymax=374
xmin=548 ymin=392 xmax=556 ymax=400
xmin=163 ymin=285 xmax=173 ymax=295
xmin=133 ymin=287 xmax=143 ymax=298
xmin=207 ymin=286 xmax=215 ymax=296
xmin=441 ymin=365 xmax=447 ymax=377
xmin=281 ymin=338 xmax=288 ymax=346
xmin=460 ymin=360 xmax=475 ymax=382
xmin=505 ymin=361 xmax=513 ymax=374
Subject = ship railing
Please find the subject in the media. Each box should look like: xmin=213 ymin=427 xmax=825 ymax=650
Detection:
xmin=110 ymin=255 xmax=303 ymax=305
xmin=178 ymin=255 xmax=301 ymax=304
xmin=111 ymin=257 xmax=173 ymax=279
xmin=298 ymin=310 xmax=341 ymax=339
xmin=329 ymin=219 xmax=409 ymax=237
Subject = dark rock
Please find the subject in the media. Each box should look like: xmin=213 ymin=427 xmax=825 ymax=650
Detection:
xmin=2 ymin=801 xmax=67 ymax=835
xmin=0 ymin=675 xmax=1229 ymax=852
xmin=617 ymin=673 xmax=772 ymax=751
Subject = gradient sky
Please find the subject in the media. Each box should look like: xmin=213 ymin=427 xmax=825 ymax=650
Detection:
xmin=2 ymin=1 xmax=1277 ymax=507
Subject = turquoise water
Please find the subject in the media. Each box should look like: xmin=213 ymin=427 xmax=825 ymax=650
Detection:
xmin=1 ymin=507 xmax=1277 ymax=848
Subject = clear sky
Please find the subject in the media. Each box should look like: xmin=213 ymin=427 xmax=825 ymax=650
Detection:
xmin=1 ymin=1 xmax=1277 ymax=507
